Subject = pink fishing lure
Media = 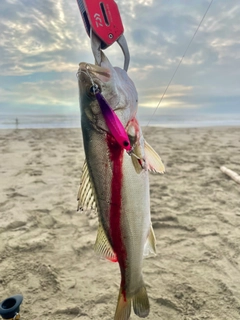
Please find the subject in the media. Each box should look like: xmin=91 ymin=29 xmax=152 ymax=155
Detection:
xmin=95 ymin=91 xmax=131 ymax=151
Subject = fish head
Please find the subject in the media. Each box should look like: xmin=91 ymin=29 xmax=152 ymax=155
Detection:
xmin=78 ymin=52 xmax=138 ymax=131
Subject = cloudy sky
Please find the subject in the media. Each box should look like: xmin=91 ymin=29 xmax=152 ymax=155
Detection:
xmin=0 ymin=0 xmax=240 ymax=118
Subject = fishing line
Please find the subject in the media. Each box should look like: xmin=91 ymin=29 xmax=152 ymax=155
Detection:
xmin=77 ymin=66 xmax=100 ymax=94
xmin=77 ymin=65 xmax=95 ymax=85
xmin=145 ymin=0 xmax=214 ymax=127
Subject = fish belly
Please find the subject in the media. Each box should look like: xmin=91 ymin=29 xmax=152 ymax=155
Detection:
xmin=120 ymin=151 xmax=151 ymax=296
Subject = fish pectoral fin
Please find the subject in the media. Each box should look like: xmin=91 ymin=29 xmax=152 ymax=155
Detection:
xmin=144 ymin=140 xmax=165 ymax=174
xmin=94 ymin=223 xmax=117 ymax=262
xmin=114 ymin=290 xmax=131 ymax=320
xmin=130 ymin=147 xmax=146 ymax=174
xmin=143 ymin=225 xmax=157 ymax=258
xmin=132 ymin=286 xmax=150 ymax=318
xmin=77 ymin=160 xmax=97 ymax=212
xmin=126 ymin=117 xmax=146 ymax=174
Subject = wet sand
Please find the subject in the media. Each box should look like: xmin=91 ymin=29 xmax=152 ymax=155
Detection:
xmin=0 ymin=126 xmax=240 ymax=320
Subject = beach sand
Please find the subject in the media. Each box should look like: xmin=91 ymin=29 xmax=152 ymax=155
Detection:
xmin=0 ymin=126 xmax=240 ymax=320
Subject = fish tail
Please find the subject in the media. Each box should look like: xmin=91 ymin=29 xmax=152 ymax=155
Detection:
xmin=114 ymin=285 xmax=150 ymax=320
xmin=114 ymin=289 xmax=131 ymax=320
xmin=132 ymin=285 xmax=150 ymax=318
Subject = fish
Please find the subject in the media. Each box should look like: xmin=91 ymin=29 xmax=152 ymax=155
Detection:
xmin=77 ymin=52 xmax=165 ymax=320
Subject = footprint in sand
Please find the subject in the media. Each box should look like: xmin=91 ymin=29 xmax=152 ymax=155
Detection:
xmin=32 ymin=179 xmax=46 ymax=184
xmin=16 ymin=168 xmax=42 ymax=176
xmin=32 ymin=147 xmax=42 ymax=152
xmin=7 ymin=191 xmax=27 ymax=199
xmin=7 ymin=228 xmax=52 ymax=252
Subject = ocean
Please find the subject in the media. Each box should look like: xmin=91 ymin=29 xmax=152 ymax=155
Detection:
xmin=1 ymin=113 xmax=240 ymax=130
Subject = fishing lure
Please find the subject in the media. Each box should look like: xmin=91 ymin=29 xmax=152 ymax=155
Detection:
xmin=91 ymin=83 xmax=132 ymax=152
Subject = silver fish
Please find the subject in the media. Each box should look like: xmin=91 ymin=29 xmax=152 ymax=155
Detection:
xmin=77 ymin=52 xmax=164 ymax=320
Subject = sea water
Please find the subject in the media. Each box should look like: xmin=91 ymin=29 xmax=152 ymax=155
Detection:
xmin=1 ymin=112 xmax=240 ymax=130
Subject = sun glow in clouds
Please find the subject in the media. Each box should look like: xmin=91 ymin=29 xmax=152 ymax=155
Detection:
xmin=138 ymin=0 xmax=153 ymax=6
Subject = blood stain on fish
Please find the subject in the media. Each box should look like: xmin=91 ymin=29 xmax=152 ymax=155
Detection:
xmin=107 ymin=134 xmax=127 ymax=300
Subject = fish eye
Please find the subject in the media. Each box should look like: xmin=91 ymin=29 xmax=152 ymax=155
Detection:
xmin=89 ymin=84 xmax=101 ymax=96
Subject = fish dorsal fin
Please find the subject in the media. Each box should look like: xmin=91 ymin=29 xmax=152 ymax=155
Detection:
xmin=144 ymin=141 xmax=165 ymax=174
xmin=94 ymin=223 xmax=118 ymax=262
xmin=77 ymin=160 xmax=97 ymax=211
xmin=143 ymin=225 xmax=157 ymax=258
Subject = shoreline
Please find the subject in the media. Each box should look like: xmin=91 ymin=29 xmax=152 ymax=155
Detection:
xmin=0 ymin=123 xmax=240 ymax=132
xmin=1 ymin=113 xmax=240 ymax=131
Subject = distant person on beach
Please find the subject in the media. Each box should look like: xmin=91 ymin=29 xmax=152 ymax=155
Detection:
xmin=15 ymin=118 xmax=19 ymax=129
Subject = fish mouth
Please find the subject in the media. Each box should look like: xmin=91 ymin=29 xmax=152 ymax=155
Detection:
xmin=78 ymin=62 xmax=111 ymax=84
xmin=78 ymin=61 xmax=120 ymax=111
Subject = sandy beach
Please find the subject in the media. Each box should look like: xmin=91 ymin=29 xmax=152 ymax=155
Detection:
xmin=0 ymin=126 xmax=240 ymax=320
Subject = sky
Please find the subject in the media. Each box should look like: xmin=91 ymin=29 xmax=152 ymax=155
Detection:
xmin=0 ymin=0 xmax=240 ymax=118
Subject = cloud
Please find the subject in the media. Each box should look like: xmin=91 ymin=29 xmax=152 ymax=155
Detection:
xmin=0 ymin=0 xmax=240 ymax=115
xmin=0 ymin=77 xmax=78 ymax=108
xmin=0 ymin=0 xmax=90 ymax=76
